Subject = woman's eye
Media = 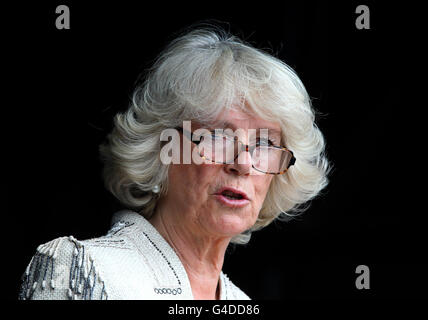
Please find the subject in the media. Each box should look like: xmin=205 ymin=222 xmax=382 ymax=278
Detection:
xmin=257 ymin=138 xmax=274 ymax=146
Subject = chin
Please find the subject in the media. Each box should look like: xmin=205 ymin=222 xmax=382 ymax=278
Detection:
xmin=210 ymin=210 xmax=255 ymax=238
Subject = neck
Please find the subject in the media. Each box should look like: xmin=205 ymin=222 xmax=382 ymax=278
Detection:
xmin=149 ymin=203 xmax=231 ymax=300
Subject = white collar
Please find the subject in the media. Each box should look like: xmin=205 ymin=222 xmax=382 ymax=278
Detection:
xmin=110 ymin=210 xmax=228 ymax=300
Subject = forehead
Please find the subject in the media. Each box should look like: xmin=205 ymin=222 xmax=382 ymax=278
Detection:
xmin=212 ymin=108 xmax=282 ymax=135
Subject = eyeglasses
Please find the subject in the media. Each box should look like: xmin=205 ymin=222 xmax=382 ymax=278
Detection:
xmin=176 ymin=127 xmax=296 ymax=175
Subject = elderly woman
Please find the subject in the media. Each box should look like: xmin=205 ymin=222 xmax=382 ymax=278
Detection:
xmin=19 ymin=26 xmax=328 ymax=300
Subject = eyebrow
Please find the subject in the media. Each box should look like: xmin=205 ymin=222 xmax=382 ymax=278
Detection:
xmin=214 ymin=121 xmax=282 ymax=137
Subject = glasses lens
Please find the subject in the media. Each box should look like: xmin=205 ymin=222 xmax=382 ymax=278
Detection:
xmin=198 ymin=133 xmax=293 ymax=174
xmin=252 ymin=147 xmax=293 ymax=173
xmin=198 ymin=134 xmax=235 ymax=163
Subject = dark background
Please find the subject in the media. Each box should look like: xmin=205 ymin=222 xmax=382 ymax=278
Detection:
xmin=4 ymin=0 xmax=425 ymax=301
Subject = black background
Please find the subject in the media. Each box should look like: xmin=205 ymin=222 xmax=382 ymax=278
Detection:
xmin=3 ymin=0 xmax=426 ymax=303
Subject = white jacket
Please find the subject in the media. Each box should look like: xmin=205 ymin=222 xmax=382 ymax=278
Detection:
xmin=19 ymin=210 xmax=250 ymax=300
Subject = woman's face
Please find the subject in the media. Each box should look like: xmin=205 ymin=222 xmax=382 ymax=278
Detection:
xmin=163 ymin=108 xmax=282 ymax=239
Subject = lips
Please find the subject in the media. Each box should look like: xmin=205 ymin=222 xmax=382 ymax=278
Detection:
xmin=213 ymin=187 xmax=250 ymax=208
xmin=216 ymin=187 xmax=249 ymax=200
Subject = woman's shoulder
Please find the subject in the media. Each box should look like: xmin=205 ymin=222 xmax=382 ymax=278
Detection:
xmin=19 ymin=235 xmax=109 ymax=300
xmin=19 ymin=222 xmax=143 ymax=300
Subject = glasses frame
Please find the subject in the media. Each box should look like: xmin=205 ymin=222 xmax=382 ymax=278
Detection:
xmin=176 ymin=127 xmax=296 ymax=175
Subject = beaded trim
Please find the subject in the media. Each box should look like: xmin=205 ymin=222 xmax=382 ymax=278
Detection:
xmin=154 ymin=287 xmax=182 ymax=295
xmin=67 ymin=236 xmax=107 ymax=300
xmin=19 ymin=236 xmax=108 ymax=300
xmin=223 ymin=274 xmax=229 ymax=300
xmin=141 ymin=231 xmax=182 ymax=286
xmin=19 ymin=237 xmax=63 ymax=300
xmin=106 ymin=221 xmax=135 ymax=237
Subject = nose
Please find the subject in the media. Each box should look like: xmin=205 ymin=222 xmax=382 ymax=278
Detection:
xmin=224 ymin=149 xmax=252 ymax=176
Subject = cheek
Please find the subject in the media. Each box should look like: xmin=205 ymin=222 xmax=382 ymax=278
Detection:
xmin=252 ymin=176 xmax=273 ymax=207
xmin=168 ymin=164 xmax=220 ymax=202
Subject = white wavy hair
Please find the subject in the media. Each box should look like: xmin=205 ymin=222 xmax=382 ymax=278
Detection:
xmin=99 ymin=26 xmax=330 ymax=244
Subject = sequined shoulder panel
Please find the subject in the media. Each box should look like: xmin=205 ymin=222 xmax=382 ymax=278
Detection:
xmin=19 ymin=236 xmax=108 ymax=300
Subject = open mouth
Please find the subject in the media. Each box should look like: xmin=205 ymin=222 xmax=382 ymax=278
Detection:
xmin=214 ymin=188 xmax=249 ymax=208
xmin=221 ymin=190 xmax=245 ymax=200
xmin=214 ymin=187 xmax=249 ymax=205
